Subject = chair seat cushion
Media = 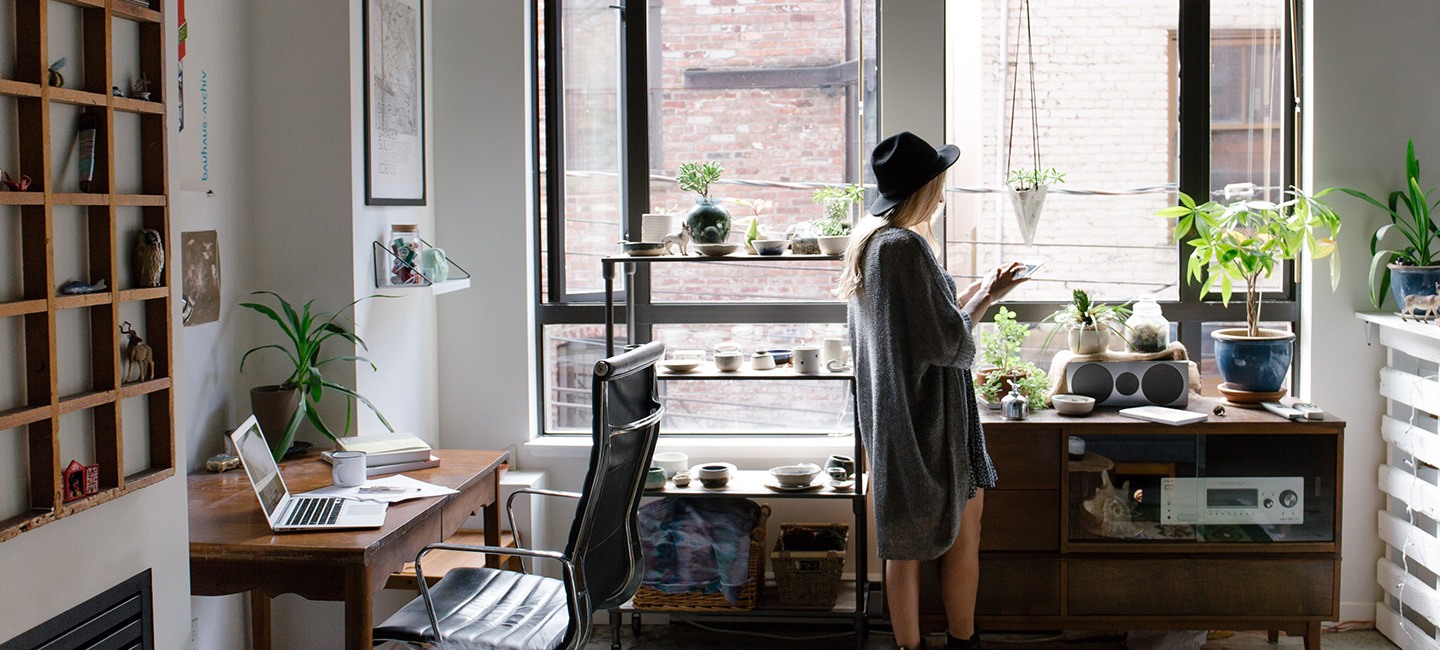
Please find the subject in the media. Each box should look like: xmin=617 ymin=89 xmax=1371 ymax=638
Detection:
xmin=375 ymin=568 xmax=572 ymax=650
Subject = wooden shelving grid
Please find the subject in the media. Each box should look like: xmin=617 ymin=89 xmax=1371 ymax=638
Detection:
xmin=0 ymin=0 xmax=172 ymax=542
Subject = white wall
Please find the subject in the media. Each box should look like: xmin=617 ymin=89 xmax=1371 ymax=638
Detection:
xmin=1304 ymin=0 xmax=1440 ymax=623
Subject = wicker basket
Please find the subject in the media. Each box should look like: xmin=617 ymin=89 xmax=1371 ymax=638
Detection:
xmin=770 ymin=522 xmax=849 ymax=609
xmin=632 ymin=503 xmax=771 ymax=611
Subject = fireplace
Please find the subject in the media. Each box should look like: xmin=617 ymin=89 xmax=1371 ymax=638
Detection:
xmin=0 ymin=570 xmax=154 ymax=650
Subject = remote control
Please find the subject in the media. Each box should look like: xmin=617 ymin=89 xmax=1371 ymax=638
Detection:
xmin=1291 ymin=402 xmax=1325 ymax=420
xmin=1261 ymin=402 xmax=1306 ymax=421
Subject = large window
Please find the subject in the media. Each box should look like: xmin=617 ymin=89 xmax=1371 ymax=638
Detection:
xmin=534 ymin=0 xmax=1298 ymax=434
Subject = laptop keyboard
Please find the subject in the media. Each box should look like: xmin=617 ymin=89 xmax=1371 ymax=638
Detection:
xmin=286 ymin=497 xmax=342 ymax=527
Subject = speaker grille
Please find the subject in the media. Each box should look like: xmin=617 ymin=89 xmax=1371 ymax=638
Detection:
xmin=1070 ymin=363 xmax=1113 ymax=401
xmin=1141 ymin=363 xmax=1187 ymax=405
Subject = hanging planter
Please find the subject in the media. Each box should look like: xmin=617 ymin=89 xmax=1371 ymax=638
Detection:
xmin=1002 ymin=0 xmax=1063 ymax=247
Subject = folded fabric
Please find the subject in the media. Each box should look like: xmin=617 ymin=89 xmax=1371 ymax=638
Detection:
xmin=639 ymin=497 xmax=758 ymax=605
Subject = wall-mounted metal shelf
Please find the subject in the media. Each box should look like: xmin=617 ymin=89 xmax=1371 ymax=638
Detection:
xmin=371 ymin=237 xmax=472 ymax=295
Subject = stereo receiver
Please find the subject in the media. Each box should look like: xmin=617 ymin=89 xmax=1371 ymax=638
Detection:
xmin=1160 ymin=477 xmax=1303 ymax=525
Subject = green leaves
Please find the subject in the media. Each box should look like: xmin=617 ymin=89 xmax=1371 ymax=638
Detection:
xmin=1338 ymin=139 xmax=1437 ymax=306
xmin=677 ymin=161 xmax=724 ymax=198
xmin=1006 ymin=167 xmax=1066 ymax=190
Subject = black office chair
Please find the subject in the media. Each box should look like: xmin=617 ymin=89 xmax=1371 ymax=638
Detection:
xmin=373 ymin=341 xmax=665 ymax=650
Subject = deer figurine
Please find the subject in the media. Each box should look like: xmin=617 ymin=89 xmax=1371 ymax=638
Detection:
xmin=1401 ymin=283 xmax=1440 ymax=324
xmin=120 ymin=322 xmax=154 ymax=382
xmin=662 ymin=224 xmax=690 ymax=256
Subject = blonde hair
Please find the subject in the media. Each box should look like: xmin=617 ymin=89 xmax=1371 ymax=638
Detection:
xmin=835 ymin=174 xmax=946 ymax=299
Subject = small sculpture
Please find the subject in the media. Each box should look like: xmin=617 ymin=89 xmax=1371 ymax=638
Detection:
xmin=62 ymin=460 xmax=99 ymax=502
xmin=130 ymin=74 xmax=152 ymax=101
xmin=662 ymin=225 xmax=690 ymax=256
xmin=120 ymin=321 xmax=154 ymax=382
xmin=3 ymin=171 xmax=33 ymax=191
xmin=59 ymin=278 xmax=108 ymax=295
xmin=112 ymin=86 xmax=124 ymax=97
xmin=1081 ymin=470 xmax=1142 ymax=539
xmin=1401 ymin=283 xmax=1440 ymax=323
xmin=48 ymin=58 xmax=65 ymax=87
xmin=133 ymin=228 xmax=165 ymax=288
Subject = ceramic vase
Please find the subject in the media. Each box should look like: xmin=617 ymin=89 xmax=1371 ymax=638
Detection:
xmin=250 ymin=385 xmax=300 ymax=456
xmin=1388 ymin=263 xmax=1440 ymax=312
xmin=1068 ymin=326 xmax=1110 ymax=355
xmin=685 ymin=197 xmax=732 ymax=244
xmin=1212 ymin=328 xmax=1294 ymax=393
xmin=1007 ymin=184 xmax=1049 ymax=246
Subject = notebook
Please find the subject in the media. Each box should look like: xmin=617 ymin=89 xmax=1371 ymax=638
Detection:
xmin=230 ymin=415 xmax=388 ymax=532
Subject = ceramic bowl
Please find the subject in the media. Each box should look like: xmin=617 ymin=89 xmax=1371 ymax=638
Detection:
xmin=767 ymin=349 xmax=794 ymax=366
xmin=769 ymin=463 xmax=822 ymax=487
xmin=714 ymin=351 xmax=744 ymax=372
xmin=1052 ymin=394 xmax=1096 ymax=416
xmin=752 ymin=239 xmax=789 ymax=256
xmin=672 ymin=471 xmax=692 ymax=488
xmin=653 ymin=451 xmax=689 ymax=478
xmin=645 ymin=466 xmax=667 ymax=490
xmin=751 ymin=351 xmax=776 ymax=370
xmin=619 ymin=241 xmax=666 ymax=257
xmin=659 ymin=359 xmax=702 ymax=373
xmin=824 ymin=454 xmax=856 ymax=480
xmin=694 ymin=463 xmax=735 ymax=480
xmin=694 ymin=243 xmax=740 ymax=257
xmin=816 ymin=235 xmax=850 ymax=256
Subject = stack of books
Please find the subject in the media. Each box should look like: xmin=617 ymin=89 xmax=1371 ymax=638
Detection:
xmin=322 ymin=434 xmax=438 ymax=476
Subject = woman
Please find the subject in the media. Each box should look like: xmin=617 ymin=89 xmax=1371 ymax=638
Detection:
xmin=839 ymin=132 xmax=1028 ymax=650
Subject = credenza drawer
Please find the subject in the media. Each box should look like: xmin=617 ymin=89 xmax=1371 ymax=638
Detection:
xmin=978 ymin=558 xmax=1060 ymax=615
xmin=985 ymin=430 xmax=1059 ymax=490
xmin=1067 ymin=558 xmax=1336 ymax=616
xmin=980 ymin=490 xmax=1059 ymax=552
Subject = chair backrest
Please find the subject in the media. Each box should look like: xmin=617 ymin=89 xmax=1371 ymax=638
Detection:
xmin=563 ymin=341 xmax=665 ymax=616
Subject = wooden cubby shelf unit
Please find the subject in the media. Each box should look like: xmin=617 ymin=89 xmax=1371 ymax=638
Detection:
xmin=1 ymin=0 xmax=174 ymax=544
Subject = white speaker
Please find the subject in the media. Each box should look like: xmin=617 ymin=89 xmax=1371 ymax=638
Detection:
xmin=1065 ymin=360 xmax=1189 ymax=407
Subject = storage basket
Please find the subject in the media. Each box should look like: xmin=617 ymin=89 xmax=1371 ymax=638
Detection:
xmin=770 ymin=522 xmax=849 ymax=609
xmin=632 ymin=503 xmax=771 ymax=611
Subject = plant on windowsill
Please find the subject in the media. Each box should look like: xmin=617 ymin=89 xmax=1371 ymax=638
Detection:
xmin=811 ymin=184 xmax=864 ymax=255
xmin=1040 ymin=289 xmax=1131 ymax=355
xmin=1006 ymin=167 xmax=1065 ymax=247
xmin=1336 ymin=139 xmax=1440 ymax=309
xmin=975 ymin=306 xmax=1049 ymax=410
xmin=240 ymin=291 xmax=395 ymax=460
xmin=677 ymin=161 xmax=731 ymax=245
xmin=1156 ymin=187 xmax=1341 ymax=396
xmin=726 ymin=197 xmax=774 ymax=254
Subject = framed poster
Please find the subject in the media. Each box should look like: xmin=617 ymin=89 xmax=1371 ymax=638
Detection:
xmin=364 ymin=0 xmax=426 ymax=205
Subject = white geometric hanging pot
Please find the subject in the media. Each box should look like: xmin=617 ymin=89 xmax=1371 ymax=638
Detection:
xmin=1007 ymin=184 xmax=1048 ymax=247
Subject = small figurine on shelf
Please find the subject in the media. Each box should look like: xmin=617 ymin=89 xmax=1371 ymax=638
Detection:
xmin=662 ymin=225 xmax=690 ymax=256
xmin=120 ymin=321 xmax=155 ymax=382
xmin=62 ymin=460 xmax=100 ymax=502
xmin=48 ymin=58 xmax=65 ymax=87
xmin=130 ymin=74 xmax=153 ymax=101
xmin=133 ymin=228 xmax=165 ymax=288
xmin=59 ymin=278 xmax=108 ymax=295
xmin=2 ymin=171 xmax=33 ymax=191
xmin=112 ymin=86 xmax=124 ymax=97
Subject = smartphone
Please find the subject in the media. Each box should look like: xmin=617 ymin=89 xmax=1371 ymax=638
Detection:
xmin=1015 ymin=261 xmax=1045 ymax=278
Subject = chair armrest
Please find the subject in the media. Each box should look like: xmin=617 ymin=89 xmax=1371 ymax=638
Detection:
xmin=506 ymin=488 xmax=581 ymax=573
xmin=414 ymin=543 xmax=582 ymax=645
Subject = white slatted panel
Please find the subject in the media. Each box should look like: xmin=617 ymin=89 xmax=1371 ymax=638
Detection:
xmin=1382 ymin=326 xmax=1440 ymax=367
xmin=1381 ymin=367 xmax=1440 ymax=415
xmin=1378 ymin=557 xmax=1440 ymax=626
xmin=1383 ymin=416 xmax=1440 ymax=470
xmin=1379 ymin=511 xmax=1440 ymax=570
xmin=1379 ymin=601 xmax=1440 ymax=650
xmin=1381 ymin=465 xmax=1440 ymax=520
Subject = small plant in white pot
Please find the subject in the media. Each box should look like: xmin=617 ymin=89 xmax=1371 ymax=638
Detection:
xmin=811 ymin=184 xmax=864 ymax=255
xmin=1156 ymin=188 xmax=1342 ymax=397
xmin=1041 ymin=289 xmax=1131 ymax=355
xmin=1006 ymin=167 xmax=1064 ymax=246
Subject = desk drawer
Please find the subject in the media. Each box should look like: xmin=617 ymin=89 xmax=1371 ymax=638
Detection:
xmin=978 ymin=558 xmax=1060 ymax=615
xmin=1067 ymin=558 xmax=1336 ymax=617
xmin=985 ymin=430 xmax=1059 ymax=490
xmin=980 ymin=490 xmax=1058 ymax=552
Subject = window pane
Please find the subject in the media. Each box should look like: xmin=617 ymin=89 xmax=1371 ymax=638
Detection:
xmin=561 ymin=1 xmax=622 ymax=297
xmin=944 ymin=1 xmax=1182 ymax=303
xmin=544 ymin=323 xmax=627 ymax=433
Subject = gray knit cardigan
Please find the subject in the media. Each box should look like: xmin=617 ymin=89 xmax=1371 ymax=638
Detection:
xmin=847 ymin=227 xmax=998 ymax=561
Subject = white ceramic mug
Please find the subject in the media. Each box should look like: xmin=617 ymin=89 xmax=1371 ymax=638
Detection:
xmin=332 ymin=451 xmax=368 ymax=487
xmin=794 ymin=345 xmax=822 ymax=374
xmin=715 ymin=351 xmax=744 ymax=372
xmin=822 ymin=337 xmax=846 ymax=365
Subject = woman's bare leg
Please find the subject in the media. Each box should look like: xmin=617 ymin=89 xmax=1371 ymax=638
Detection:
xmin=939 ymin=489 xmax=985 ymax=640
xmin=887 ymin=558 xmax=922 ymax=649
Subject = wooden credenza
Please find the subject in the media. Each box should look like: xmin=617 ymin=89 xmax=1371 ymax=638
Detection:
xmin=917 ymin=397 xmax=1343 ymax=650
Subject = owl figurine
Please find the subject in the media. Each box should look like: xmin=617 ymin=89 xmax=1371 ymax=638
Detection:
xmin=133 ymin=228 xmax=165 ymax=288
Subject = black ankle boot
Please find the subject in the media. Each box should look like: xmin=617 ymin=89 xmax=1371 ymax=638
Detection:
xmin=946 ymin=631 xmax=979 ymax=650
xmin=898 ymin=640 xmax=928 ymax=650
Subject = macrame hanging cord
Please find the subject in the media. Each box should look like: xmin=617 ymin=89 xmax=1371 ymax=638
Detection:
xmin=1005 ymin=0 xmax=1040 ymax=176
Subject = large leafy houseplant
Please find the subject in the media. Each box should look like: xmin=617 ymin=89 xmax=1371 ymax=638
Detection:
xmin=1157 ymin=188 xmax=1342 ymax=338
xmin=240 ymin=291 xmax=393 ymax=459
xmin=1336 ymin=140 xmax=1439 ymax=307
xmin=975 ymin=307 xmax=1048 ymax=410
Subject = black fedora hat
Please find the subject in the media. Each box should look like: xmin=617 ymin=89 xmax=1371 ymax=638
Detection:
xmin=868 ymin=131 xmax=960 ymax=216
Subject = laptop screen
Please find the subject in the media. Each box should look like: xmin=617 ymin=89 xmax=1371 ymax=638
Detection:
xmin=234 ymin=420 xmax=287 ymax=519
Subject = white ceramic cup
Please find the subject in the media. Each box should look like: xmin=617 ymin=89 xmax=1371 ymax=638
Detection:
xmin=822 ymin=337 xmax=846 ymax=365
xmin=715 ymin=351 xmax=744 ymax=372
xmin=641 ymin=213 xmax=675 ymax=242
xmin=751 ymin=351 xmax=776 ymax=370
xmin=794 ymin=345 xmax=822 ymax=374
xmin=332 ymin=451 xmax=368 ymax=487
xmin=653 ymin=451 xmax=689 ymax=478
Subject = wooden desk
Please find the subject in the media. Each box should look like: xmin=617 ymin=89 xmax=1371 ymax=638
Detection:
xmin=188 ymin=448 xmax=508 ymax=650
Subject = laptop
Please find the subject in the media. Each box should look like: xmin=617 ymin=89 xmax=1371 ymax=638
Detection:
xmin=230 ymin=415 xmax=388 ymax=532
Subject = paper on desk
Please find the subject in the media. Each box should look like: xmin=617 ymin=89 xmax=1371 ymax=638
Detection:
xmin=297 ymin=474 xmax=458 ymax=504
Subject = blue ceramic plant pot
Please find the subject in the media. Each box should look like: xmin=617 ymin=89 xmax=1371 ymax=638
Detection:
xmin=1388 ymin=263 xmax=1440 ymax=311
xmin=1212 ymin=328 xmax=1294 ymax=393
xmin=685 ymin=197 xmax=731 ymax=244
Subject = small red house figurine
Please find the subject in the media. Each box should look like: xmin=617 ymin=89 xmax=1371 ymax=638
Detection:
xmin=62 ymin=460 xmax=100 ymax=502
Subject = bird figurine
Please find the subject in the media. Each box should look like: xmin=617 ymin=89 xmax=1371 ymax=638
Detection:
xmin=133 ymin=228 xmax=165 ymax=288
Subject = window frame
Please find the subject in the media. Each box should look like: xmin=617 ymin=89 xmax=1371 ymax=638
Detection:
xmin=532 ymin=0 xmax=1302 ymax=436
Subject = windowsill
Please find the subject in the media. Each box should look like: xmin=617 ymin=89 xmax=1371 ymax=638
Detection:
xmin=524 ymin=434 xmax=859 ymax=463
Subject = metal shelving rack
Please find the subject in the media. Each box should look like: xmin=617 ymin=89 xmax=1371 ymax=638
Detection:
xmin=600 ymin=252 xmax=870 ymax=650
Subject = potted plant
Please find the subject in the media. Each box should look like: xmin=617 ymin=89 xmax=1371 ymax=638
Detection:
xmin=726 ymin=197 xmax=773 ymax=254
xmin=975 ymin=307 xmax=1049 ymax=410
xmin=1041 ymin=289 xmax=1131 ymax=355
xmin=240 ymin=291 xmax=394 ymax=460
xmin=811 ymin=184 xmax=864 ymax=255
xmin=1007 ymin=167 xmax=1065 ymax=246
xmin=1337 ymin=140 xmax=1440 ymax=309
xmin=677 ymin=161 xmax=731 ymax=244
xmin=1156 ymin=188 xmax=1341 ymax=395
